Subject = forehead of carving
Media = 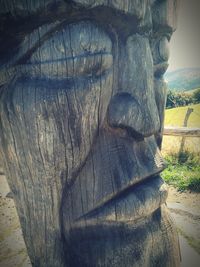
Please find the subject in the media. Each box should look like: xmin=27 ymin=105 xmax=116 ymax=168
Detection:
xmin=0 ymin=0 xmax=53 ymax=14
xmin=0 ymin=0 xmax=149 ymax=20
xmin=73 ymin=0 xmax=149 ymax=19
xmin=0 ymin=0 xmax=178 ymax=66
xmin=0 ymin=0 xmax=179 ymax=24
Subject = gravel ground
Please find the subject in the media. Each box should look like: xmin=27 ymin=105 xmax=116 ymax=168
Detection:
xmin=0 ymin=174 xmax=31 ymax=267
xmin=167 ymin=186 xmax=200 ymax=267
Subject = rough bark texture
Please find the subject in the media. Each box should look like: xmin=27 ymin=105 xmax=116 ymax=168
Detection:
xmin=0 ymin=1 xmax=180 ymax=266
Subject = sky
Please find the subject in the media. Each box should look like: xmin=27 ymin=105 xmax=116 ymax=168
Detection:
xmin=168 ymin=0 xmax=200 ymax=71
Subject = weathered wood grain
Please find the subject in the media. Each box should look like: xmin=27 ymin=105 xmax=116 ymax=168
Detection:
xmin=0 ymin=1 xmax=180 ymax=266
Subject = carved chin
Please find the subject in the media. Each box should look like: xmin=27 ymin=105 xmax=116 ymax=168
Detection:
xmin=61 ymin=129 xmax=172 ymax=266
xmin=62 ymin=132 xmax=172 ymax=267
xmin=62 ymin=128 xmax=167 ymax=231
xmin=65 ymin=204 xmax=175 ymax=267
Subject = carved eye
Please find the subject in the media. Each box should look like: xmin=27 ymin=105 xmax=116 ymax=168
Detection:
xmin=151 ymin=36 xmax=170 ymax=65
xmin=25 ymin=52 xmax=113 ymax=79
xmin=158 ymin=37 xmax=170 ymax=62
xmin=24 ymin=21 xmax=113 ymax=79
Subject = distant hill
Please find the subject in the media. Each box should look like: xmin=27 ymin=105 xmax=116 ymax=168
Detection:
xmin=164 ymin=68 xmax=200 ymax=92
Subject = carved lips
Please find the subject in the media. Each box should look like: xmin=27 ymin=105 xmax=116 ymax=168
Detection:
xmin=62 ymin=129 xmax=166 ymax=232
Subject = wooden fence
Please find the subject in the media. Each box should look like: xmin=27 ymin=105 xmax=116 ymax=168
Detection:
xmin=163 ymin=127 xmax=200 ymax=137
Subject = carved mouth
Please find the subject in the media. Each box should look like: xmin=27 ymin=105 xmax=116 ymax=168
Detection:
xmin=62 ymin=131 xmax=166 ymax=231
xmin=74 ymin=175 xmax=168 ymax=224
xmin=66 ymin=178 xmax=169 ymax=267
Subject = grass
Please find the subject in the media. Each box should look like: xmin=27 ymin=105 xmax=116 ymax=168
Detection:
xmin=164 ymin=103 xmax=200 ymax=127
xmin=162 ymin=151 xmax=200 ymax=192
xmin=162 ymin=103 xmax=200 ymax=155
xmin=162 ymin=104 xmax=200 ymax=192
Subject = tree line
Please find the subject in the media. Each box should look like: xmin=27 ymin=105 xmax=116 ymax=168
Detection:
xmin=166 ymin=88 xmax=200 ymax=109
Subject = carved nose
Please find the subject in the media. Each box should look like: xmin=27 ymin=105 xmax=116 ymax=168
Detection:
xmin=107 ymin=35 xmax=160 ymax=138
xmin=107 ymin=92 xmax=160 ymax=138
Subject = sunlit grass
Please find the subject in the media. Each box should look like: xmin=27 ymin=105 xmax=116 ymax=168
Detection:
xmin=164 ymin=103 xmax=200 ymax=127
xmin=162 ymin=104 xmax=200 ymax=155
xmin=162 ymin=104 xmax=200 ymax=191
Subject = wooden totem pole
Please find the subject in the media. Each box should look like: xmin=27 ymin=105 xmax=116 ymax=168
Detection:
xmin=0 ymin=0 xmax=180 ymax=266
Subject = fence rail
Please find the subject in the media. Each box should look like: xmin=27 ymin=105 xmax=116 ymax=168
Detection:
xmin=163 ymin=127 xmax=200 ymax=137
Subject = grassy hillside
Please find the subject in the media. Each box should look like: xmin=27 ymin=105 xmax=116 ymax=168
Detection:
xmin=164 ymin=104 xmax=200 ymax=127
xmin=185 ymin=88 xmax=200 ymax=95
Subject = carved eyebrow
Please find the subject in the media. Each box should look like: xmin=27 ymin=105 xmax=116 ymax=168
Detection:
xmin=0 ymin=23 xmax=61 ymax=86
xmin=28 ymin=50 xmax=112 ymax=64
xmin=0 ymin=21 xmax=63 ymax=73
xmin=14 ymin=23 xmax=66 ymax=65
xmin=17 ymin=21 xmax=112 ymax=63
xmin=0 ymin=20 xmax=112 ymax=85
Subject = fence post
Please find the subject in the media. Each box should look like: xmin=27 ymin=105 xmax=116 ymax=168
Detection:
xmin=178 ymin=107 xmax=194 ymax=159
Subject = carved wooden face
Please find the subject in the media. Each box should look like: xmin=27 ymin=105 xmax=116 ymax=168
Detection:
xmin=0 ymin=1 xmax=180 ymax=266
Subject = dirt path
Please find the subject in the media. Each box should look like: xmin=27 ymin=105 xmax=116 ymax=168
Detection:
xmin=167 ymin=186 xmax=200 ymax=267
xmin=0 ymin=173 xmax=200 ymax=267
xmin=0 ymin=173 xmax=31 ymax=267
xmin=167 ymin=186 xmax=200 ymax=215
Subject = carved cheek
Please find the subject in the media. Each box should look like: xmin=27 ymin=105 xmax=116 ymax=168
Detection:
xmin=1 ymin=21 xmax=114 ymax=178
xmin=63 ymin=69 xmax=113 ymax=171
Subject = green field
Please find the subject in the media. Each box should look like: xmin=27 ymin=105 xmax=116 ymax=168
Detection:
xmin=164 ymin=103 xmax=200 ymax=127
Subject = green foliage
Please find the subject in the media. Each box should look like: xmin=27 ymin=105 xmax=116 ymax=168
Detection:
xmin=166 ymin=90 xmax=195 ymax=109
xmin=193 ymin=88 xmax=200 ymax=103
xmin=166 ymin=90 xmax=176 ymax=109
xmin=162 ymin=152 xmax=200 ymax=192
